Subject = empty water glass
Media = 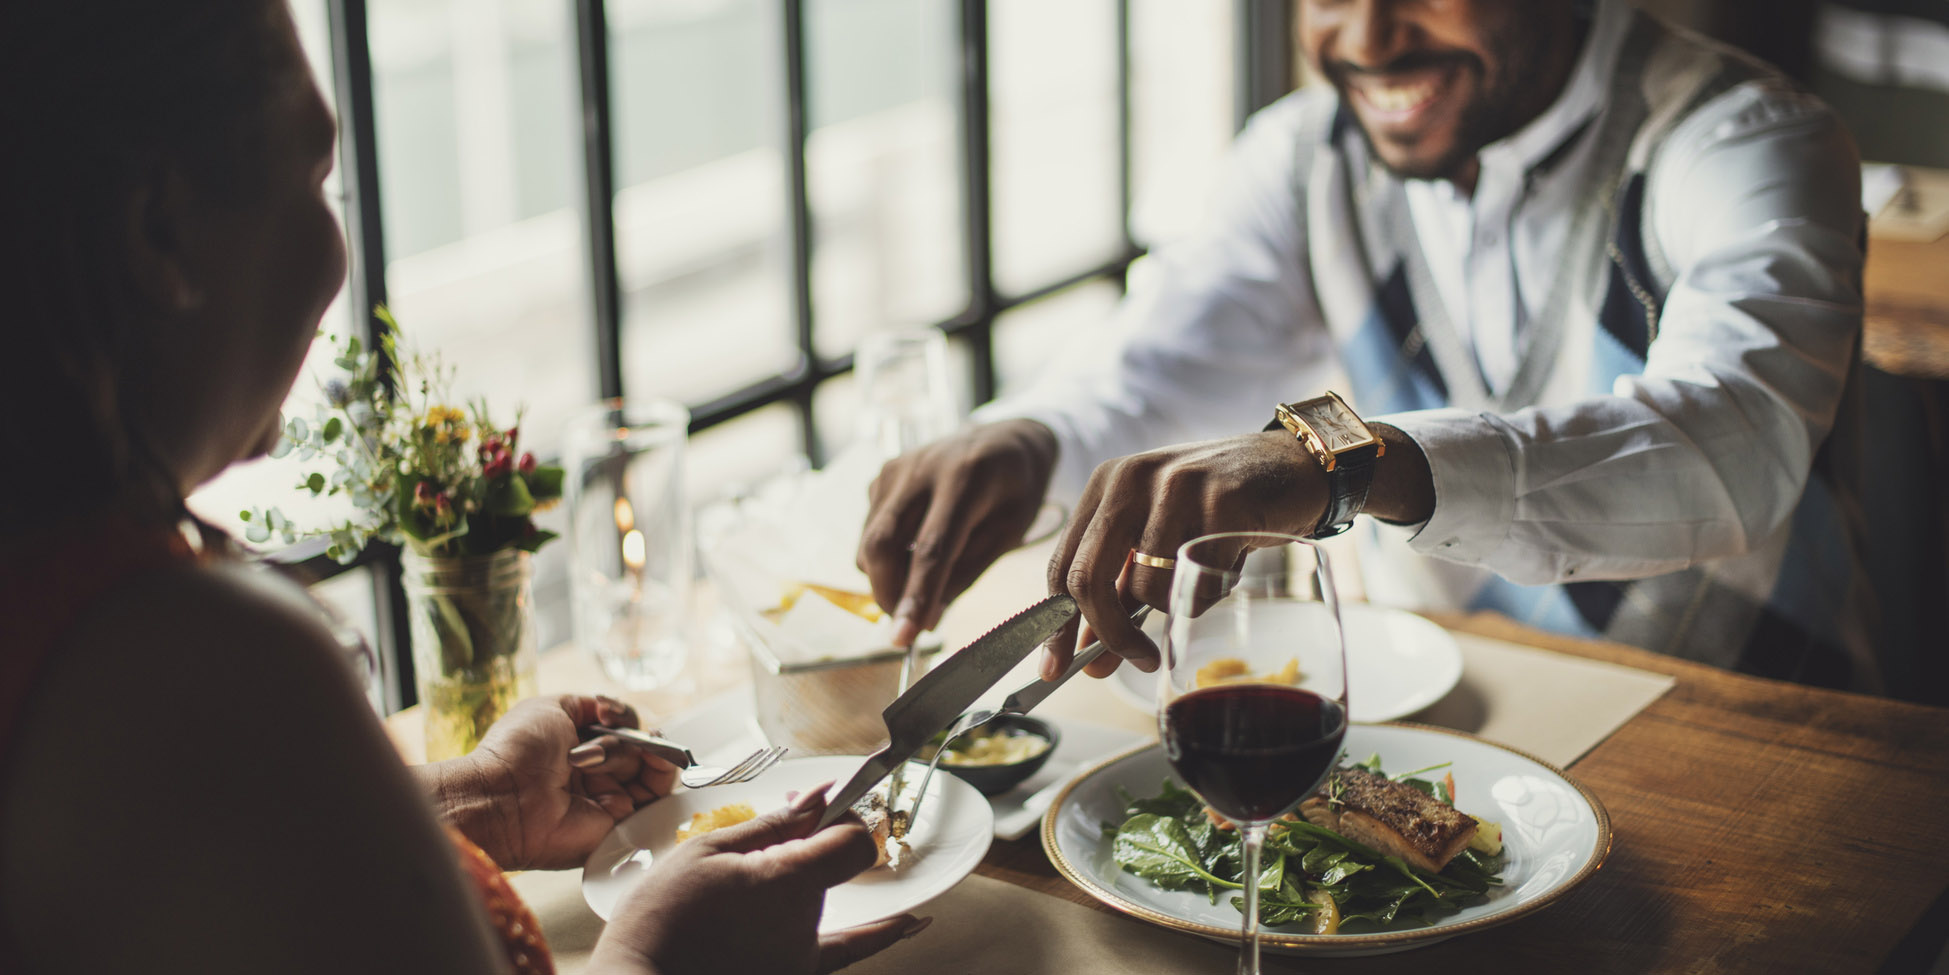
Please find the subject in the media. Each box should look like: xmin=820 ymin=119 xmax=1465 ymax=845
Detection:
xmin=564 ymin=398 xmax=693 ymax=689
xmin=853 ymin=327 xmax=958 ymax=459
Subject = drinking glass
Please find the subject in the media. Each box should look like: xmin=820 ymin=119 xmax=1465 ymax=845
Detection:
xmin=564 ymin=398 xmax=693 ymax=689
xmin=852 ymin=326 xmax=957 ymax=459
xmin=1159 ymin=533 xmax=1348 ymax=974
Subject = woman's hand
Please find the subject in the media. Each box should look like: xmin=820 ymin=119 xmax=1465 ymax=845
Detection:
xmin=420 ymin=694 xmax=679 ymax=871
xmin=591 ymin=785 xmax=928 ymax=974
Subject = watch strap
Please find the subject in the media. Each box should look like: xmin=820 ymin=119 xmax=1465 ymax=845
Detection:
xmin=1311 ymin=443 xmax=1379 ymax=537
xmin=1265 ymin=401 xmax=1382 ymax=538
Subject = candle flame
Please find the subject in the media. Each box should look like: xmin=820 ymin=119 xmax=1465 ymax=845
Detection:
xmin=614 ymin=497 xmax=635 ymax=532
xmin=622 ymin=529 xmax=646 ymax=571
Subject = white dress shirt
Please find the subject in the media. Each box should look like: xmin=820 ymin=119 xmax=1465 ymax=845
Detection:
xmin=978 ymin=0 xmax=1863 ymax=611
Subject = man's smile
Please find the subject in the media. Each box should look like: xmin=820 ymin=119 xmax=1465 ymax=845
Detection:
xmin=1342 ymin=60 xmax=1466 ymax=137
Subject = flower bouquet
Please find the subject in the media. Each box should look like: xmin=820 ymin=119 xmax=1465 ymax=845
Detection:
xmin=248 ymin=307 xmax=564 ymax=759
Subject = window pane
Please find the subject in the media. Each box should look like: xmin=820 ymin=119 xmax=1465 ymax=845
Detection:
xmin=806 ymin=0 xmax=966 ymax=360
xmin=369 ymin=0 xmax=597 ymax=463
xmin=688 ymin=403 xmax=804 ymax=505
xmin=1129 ymin=0 xmax=1234 ymax=245
xmin=187 ymin=0 xmax=356 ymax=538
xmin=309 ymin=567 xmax=388 ymax=713
xmin=990 ymin=0 xmax=1122 ymax=295
xmin=993 ymin=278 xmax=1125 ymax=399
xmin=613 ymin=0 xmax=797 ymax=407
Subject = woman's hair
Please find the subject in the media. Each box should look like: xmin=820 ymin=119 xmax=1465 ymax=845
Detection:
xmin=0 ymin=0 xmax=285 ymax=537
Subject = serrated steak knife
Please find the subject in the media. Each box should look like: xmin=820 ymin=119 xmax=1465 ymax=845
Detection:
xmin=814 ymin=593 xmax=1080 ymax=828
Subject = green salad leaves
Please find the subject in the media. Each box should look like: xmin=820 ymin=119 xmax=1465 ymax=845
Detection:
xmin=1101 ymin=759 xmax=1505 ymax=931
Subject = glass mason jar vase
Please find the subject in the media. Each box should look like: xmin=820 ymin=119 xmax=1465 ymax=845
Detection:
xmin=400 ymin=548 xmax=539 ymax=761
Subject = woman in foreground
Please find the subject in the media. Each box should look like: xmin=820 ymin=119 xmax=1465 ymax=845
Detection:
xmin=0 ymin=2 xmax=917 ymax=972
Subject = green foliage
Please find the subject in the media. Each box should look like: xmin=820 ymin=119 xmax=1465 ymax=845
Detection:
xmin=244 ymin=305 xmax=567 ymax=562
xmin=1106 ymin=762 xmax=1505 ymax=932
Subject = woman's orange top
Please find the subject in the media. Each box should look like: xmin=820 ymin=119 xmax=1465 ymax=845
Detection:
xmin=0 ymin=516 xmax=552 ymax=974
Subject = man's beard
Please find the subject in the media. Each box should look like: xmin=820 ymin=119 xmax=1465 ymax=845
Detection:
xmin=1322 ymin=16 xmax=1564 ymax=184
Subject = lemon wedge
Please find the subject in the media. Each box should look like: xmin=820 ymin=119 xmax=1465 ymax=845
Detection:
xmin=1306 ymin=887 xmax=1341 ymax=934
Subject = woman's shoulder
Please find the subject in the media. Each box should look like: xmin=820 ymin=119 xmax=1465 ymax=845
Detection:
xmin=2 ymin=558 xmax=506 ymax=974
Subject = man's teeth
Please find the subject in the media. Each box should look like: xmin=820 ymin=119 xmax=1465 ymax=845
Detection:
xmin=1364 ymin=80 xmax=1437 ymax=113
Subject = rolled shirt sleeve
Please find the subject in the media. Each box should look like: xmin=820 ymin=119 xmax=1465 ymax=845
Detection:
xmin=1393 ymin=82 xmax=1863 ymax=585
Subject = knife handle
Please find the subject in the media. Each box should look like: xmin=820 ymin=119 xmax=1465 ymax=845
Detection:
xmin=1001 ymin=605 xmax=1152 ymax=715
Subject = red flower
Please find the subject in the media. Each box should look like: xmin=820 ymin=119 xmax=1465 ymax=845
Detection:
xmin=414 ymin=481 xmax=438 ymax=508
xmin=434 ymin=492 xmax=452 ymax=515
xmin=484 ymin=448 xmax=513 ymax=479
xmin=505 ymin=426 xmax=519 ymax=447
xmin=517 ymin=452 xmax=537 ymax=476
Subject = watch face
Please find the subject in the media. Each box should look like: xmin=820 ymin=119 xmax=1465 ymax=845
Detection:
xmin=1296 ymin=399 xmax=1374 ymax=452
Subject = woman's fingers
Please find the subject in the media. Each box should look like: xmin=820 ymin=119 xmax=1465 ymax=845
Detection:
xmin=816 ymin=915 xmax=931 ymax=973
xmin=555 ymin=693 xmax=640 ymax=731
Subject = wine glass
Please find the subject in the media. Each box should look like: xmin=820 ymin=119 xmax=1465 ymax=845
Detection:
xmin=1159 ymin=532 xmax=1348 ymax=974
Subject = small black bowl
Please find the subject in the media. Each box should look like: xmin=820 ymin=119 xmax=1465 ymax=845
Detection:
xmin=935 ymin=714 xmax=1060 ymax=796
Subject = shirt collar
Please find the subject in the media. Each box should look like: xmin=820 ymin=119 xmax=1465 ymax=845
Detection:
xmin=1477 ymin=0 xmax=1633 ymax=175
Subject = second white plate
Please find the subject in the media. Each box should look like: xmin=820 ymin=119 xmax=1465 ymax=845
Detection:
xmin=1111 ymin=603 xmax=1463 ymax=722
xmin=582 ymin=755 xmax=993 ymax=932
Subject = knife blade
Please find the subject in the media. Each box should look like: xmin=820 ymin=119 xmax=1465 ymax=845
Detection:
xmin=816 ymin=593 xmax=1080 ymax=828
xmin=997 ymin=604 xmax=1152 ymax=717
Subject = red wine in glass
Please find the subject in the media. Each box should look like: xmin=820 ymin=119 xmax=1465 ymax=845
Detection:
xmin=1164 ymin=684 xmax=1348 ymax=822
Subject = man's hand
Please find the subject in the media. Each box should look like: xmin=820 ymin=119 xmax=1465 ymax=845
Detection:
xmin=421 ymin=694 xmax=680 ymax=871
xmin=1042 ymin=430 xmax=1327 ymax=680
xmin=591 ymin=786 xmax=927 ymax=975
xmin=857 ymin=419 xmax=1059 ymax=647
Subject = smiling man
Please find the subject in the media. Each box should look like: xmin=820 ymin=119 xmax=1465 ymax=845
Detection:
xmin=858 ymin=0 xmax=1874 ymax=692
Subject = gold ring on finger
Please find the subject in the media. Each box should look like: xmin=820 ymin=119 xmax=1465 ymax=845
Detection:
xmin=1132 ymin=551 xmax=1177 ymax=570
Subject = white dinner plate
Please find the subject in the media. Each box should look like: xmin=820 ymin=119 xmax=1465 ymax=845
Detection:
xmin=1043 ymin=723 xmax=1610 ymax=956
xmin=582 ymin=755 xmax=993 ymax=932
xmin=1110 ymin=603 xmax=1463 ymax=723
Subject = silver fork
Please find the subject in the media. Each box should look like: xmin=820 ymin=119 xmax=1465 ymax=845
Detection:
xmin=588 ymin=725 xmax=790 ymax=788
xmin=678 ymin=745 xmax=790 ymax=788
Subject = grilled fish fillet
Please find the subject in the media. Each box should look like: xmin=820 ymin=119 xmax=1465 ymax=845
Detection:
xmin=1299 ymin=767 xmax=1476 ymax=873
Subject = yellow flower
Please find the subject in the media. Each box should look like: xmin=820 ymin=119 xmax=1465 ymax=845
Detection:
xmin=426 ymin=405 xmax=467 ymax=426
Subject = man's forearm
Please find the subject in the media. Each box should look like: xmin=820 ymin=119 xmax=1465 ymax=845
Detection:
xmin=1362 ymin=422 xmax=1435 ymax=527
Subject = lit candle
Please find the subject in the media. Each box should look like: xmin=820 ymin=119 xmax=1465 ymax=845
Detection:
xmin=622 ymin=529 xmax=646 ymax=573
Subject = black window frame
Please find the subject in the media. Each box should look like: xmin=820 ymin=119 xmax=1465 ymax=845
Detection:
xmin=290 ymin=0 xmax=1296 ymax=711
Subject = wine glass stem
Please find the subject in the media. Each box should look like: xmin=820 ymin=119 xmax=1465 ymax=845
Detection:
xmin=1236 ymin=821 xmax=1268 ymax=975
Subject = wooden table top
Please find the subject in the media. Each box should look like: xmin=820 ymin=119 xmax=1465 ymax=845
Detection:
xmin=389 ymin=585 xmax=1949 ymax=973
xmin=973 ymin=612 xmax=1949 ymax=973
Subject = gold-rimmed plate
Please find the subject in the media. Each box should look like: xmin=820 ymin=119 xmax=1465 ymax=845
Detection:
xmin=1041 ymin=723 xmax=1611 ymax=956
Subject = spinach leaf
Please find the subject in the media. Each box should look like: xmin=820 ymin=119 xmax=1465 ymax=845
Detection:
xmin=1122 ymin=779 xmax=1204 ymax=820
xmin=1110 ymin=814 xmax=1240 ymax=891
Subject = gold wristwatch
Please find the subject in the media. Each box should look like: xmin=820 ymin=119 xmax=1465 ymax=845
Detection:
xmin=1266 ymin=391 xmax=1384 ymax=538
